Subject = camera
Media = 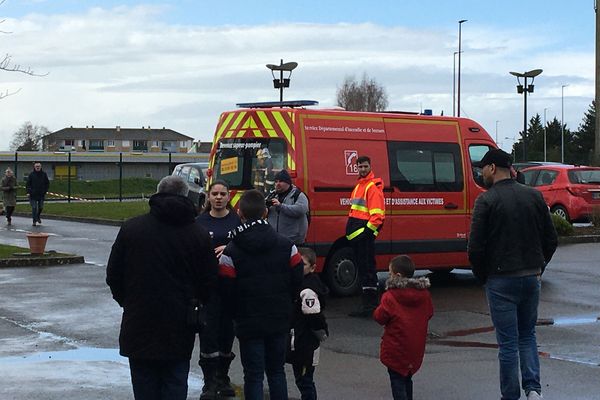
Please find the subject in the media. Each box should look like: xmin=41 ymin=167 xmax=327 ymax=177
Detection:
xmin=265 ymin=190 xmax=277 ymax=207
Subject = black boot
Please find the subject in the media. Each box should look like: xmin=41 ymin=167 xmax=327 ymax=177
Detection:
xmin=348 ymin=289 xmax=378 ymax=318
xmin=216 ymin=353 xmax=236 ymax=398
xmin=199 ymin=357 xmax=219 ymax=400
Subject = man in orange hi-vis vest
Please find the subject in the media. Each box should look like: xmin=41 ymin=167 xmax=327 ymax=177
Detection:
xmin=346 ymin=155 xmax=385 ymax=318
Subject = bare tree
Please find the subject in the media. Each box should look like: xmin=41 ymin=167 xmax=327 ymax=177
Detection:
xmin=336 ymin=73 xmax=388 ymax=112
xmin=1 ymin=0 xmax=46 ymax=100
xmin=10 ymin=121 xmax=50 ymax=151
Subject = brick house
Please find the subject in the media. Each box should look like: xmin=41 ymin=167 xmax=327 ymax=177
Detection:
xmin=42 ymin=126 xmax=195 ymax=153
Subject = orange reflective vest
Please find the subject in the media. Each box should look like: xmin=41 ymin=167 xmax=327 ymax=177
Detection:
xmin=346 ymin=171 xmax=385 ymax=240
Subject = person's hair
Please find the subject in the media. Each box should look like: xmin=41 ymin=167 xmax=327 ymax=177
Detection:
xmin=298 ymin=247 xmax=316 ymax=266
xmin=156 ymin=175 xmax=189 ymax=197
xmin=203 ymin=179 xmax=233 ymax=214
xmin=356 ymin=156 xmax=371 ymax=165
xmin=389 ymin=255 xmax=415 ymax=278
xmin=239 ymin=189 xmax=266 ymax=220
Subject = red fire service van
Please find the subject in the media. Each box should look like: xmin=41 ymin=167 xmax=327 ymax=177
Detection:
xmin=206 ymin=100 xmax=497 ymax=295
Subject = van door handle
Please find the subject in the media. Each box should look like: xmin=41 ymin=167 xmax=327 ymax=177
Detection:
xmin=444 ymin=203 xmax=458 ymax=209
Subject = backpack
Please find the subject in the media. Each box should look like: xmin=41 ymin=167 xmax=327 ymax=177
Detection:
xmin=291 ymin=187 xmax=311 ymax=226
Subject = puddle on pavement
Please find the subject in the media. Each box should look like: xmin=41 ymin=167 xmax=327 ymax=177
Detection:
xmin=0 ymin=347 xmax=126 ymax=364
xmin=552 ymin=316 xmax=599 ymax=326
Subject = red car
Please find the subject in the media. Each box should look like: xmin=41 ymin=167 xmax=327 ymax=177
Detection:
xmin=521 ymin=165 xmax=600 ymax=222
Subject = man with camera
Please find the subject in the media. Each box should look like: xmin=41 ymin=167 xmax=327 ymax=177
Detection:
xmin=266 ymin=169 xmax=309 ymax=246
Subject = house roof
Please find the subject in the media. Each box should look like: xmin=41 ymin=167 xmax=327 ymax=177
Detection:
xmin=44 ymin=127 xmax=194 ymax=141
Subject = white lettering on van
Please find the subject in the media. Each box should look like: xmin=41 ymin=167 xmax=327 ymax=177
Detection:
xmin=384 ymin=197 xmax=444 ymax=206
xmin=303 ymin=124 xmax=384 ymax=134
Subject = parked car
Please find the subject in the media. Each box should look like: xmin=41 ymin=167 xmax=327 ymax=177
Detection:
xmin=513 ymin=161 xmax=562 ymax=171
xmin=521 ymin=164 xmax=600 ymax=222
xmin=171 ymin=162 xmax=208 ymax=210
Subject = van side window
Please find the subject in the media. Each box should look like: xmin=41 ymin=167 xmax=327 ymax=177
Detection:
xmin=469 ymin=144 xmax=494 ymax=188
xmin=387 ymin=142 xmax=463 ymax=192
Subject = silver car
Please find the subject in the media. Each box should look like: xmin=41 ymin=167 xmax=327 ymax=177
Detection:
xmin=171 ymin=162 xmax=208 ymax=210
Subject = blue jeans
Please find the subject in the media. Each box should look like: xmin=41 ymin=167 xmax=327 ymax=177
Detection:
xmin=292 ymin=363 xmax=316 ymax=400
xmin=129 ymin=358 xmax=190 ymax=400
xmin=388 ymin=369 xmax=413 ymax=400
xmin=486 ymin=275 xmax=542 ymax=400
xmin=239 ymin=333 xmax=288 ymax=400
xmin=29 ymin=197 xmax=44 ymax=222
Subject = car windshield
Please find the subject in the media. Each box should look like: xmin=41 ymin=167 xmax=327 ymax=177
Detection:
xmin=568 ymin=169 xmax=600 ymax=184
xmin=212 ymin=138 xmax=287 ymax=195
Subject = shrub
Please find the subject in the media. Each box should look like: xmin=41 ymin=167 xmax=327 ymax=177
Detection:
xmin=551 ymin=214 xmax=574 ymax=236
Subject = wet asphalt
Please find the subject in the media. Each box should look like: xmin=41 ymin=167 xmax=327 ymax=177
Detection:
xmin=0 ymin=216 xmax=599 ymax=399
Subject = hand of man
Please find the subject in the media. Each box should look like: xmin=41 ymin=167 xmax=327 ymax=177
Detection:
xmin=271 ymin=198 xmax=281 ymax=207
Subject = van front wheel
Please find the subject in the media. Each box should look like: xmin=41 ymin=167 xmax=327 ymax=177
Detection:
xmin=325 ymin=247 xmax=359 ymax=297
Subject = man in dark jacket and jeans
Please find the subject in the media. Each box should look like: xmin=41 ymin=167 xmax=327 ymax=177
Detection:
xmin=106 ymin=175 xmax=218 ymax=400
xmin=26 ymin=162 xmax=49 ymax=226
xmin=468 ymin=149 xmax=558 ymax=400
xmin=219 ymin=189 xmax=304 ymax=400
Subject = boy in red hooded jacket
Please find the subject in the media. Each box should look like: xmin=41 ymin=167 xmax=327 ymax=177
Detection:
xmin=373 ymin=255 xmax=433 ymax=400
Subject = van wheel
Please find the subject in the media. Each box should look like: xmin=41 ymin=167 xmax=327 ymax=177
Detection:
xmin=551 ymin=205 xmax=570 ymax=222
xmin=325 ymin=247 xmax=359 ymax=297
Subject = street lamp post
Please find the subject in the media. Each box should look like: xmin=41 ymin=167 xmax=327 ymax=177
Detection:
xmin=509 ymin=69 xmax=543 ymax=161
xmin=561 ymin=84 xmax=569 ymax=163
xmin=457 ymin=20 xmax=467 ymax=117
xmin=266 ymin=59 xmax=298 ymax=102
xmin=543 ymin=107 xmax=548 ymax=162
xmin=505 ymin=136 xmax=516 ymax=159
xmin=495 ymin=120 xmax=499 ymax=143
xmin=453 ymin=51 xmax=459 ymax=117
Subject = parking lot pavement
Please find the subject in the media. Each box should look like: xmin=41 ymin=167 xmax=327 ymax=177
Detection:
xmin=1 ymin=216 xmax=599 ymax=399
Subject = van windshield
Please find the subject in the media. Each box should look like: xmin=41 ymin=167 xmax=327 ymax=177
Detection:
xmin=213 ymin=138 xmax=287 ymax=195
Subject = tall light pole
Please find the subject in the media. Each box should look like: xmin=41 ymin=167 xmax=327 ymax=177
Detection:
xmin=543 ymin=107 xmax=549 ymax=162
xmin=561 ymin=84 xmax=569 ymax=163
xmin=457 ymin=19 xmax=467 ymax=117
xmin=495 ymin=120 xmax=499 ymax=143
xmin=453 ymin=51 xmax=459 ymax=116
xmin=510 ymin=69 xmax=543 ymax=161
xmin=595 ymin=1 xmax=600 ymax=165
xmin=505 ymin=136 xmax=516 ymax=159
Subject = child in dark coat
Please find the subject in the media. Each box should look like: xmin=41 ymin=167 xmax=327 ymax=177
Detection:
xmin=373 ymin=255 xmax=433 ymax=400
xmin=286 ymin=247 xmax=329 ymax=400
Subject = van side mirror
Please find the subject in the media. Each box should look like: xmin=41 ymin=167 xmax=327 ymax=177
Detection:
xmin=194 ymin=177 xmax=201 ymax=185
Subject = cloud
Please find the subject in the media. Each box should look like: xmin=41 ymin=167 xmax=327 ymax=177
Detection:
xmin=0 ymin=5 xmax=594 ymax=151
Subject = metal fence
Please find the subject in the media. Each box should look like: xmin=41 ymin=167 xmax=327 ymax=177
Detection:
xmin=0 ymin=151 xmax=209 ymax=202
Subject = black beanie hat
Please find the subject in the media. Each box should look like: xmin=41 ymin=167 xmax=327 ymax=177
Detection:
xmin=274 ymin=169 xmax=292 ymax=185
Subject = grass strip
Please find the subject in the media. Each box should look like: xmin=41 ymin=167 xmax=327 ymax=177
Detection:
xmin=15 ymin=200 xmax=149 ymax=221
xmin=0 ymin=244 xmax=30 ymax=259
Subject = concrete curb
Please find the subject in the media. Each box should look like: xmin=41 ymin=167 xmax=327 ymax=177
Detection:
xmin=558 ymin=235 xmax=600 ymax=245
xmin=0 ymin=254 xmax=85 ymax=268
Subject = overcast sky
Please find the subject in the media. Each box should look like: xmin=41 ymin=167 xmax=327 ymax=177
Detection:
xmin=0 ymin=0 xmax=596 ymax=152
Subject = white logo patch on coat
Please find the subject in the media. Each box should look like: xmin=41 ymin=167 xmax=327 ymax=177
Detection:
xmin=305 ymin=298 xmax=315 ymax=308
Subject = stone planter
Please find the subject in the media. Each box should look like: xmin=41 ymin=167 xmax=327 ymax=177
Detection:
xmin=26 ymin=233 xmax=49 ymax=255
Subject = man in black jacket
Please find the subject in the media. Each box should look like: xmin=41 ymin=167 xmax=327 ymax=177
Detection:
xmin=219 ymin=189 xmax=304 ymax=400
xmin=106 ymin=175 xmax=218 ymax=400
xmin=26 ymin=162 xmax=49 ymax=226
xmin=468 ymin=149 xmax=557 ymax=400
